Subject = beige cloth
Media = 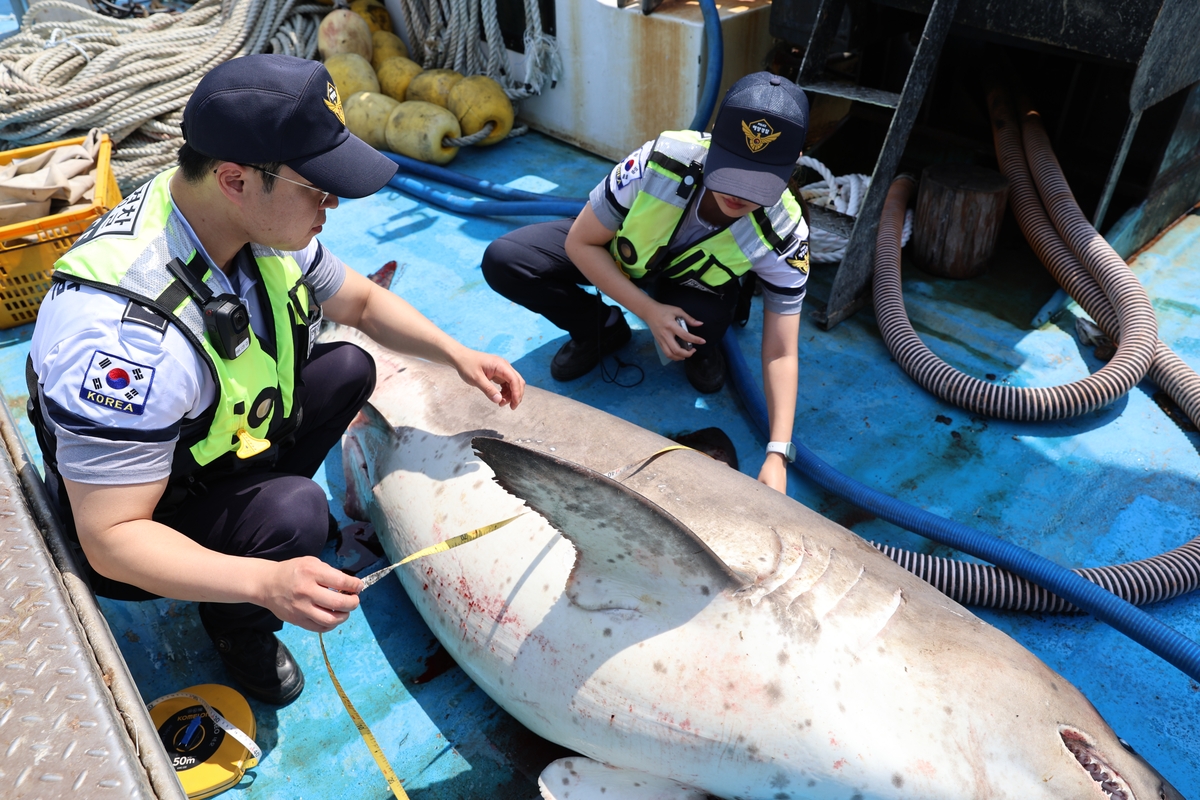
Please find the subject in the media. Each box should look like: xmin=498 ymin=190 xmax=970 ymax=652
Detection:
xmin=0 ymin=129 xmax=103 ymax=227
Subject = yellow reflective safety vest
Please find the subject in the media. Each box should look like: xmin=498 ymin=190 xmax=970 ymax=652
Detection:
xmin=609 ymin=130 xmax=804 ymax=287
xmin=48 ymin=168 xmax=317 ymax=479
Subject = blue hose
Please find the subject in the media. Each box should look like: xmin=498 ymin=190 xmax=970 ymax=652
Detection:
xmin=690 ymin=0 xmax=724 ymax=132
xmin=381 ymin=150 xmax=587 ymax=204
xmin=386 ymin=173 xmax=586 ymax=218
xmin=722 ymin=327 xmax=1200 ymax=682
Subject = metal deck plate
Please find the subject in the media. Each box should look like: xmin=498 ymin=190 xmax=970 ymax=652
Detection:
xmin=0 ymin=442 xmax=154 ymax=798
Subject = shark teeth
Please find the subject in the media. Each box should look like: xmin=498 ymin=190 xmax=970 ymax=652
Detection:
xmin=1062 ymin=729 xmax=1134 ymax=800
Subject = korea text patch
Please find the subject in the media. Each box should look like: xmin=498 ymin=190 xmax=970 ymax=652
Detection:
xmin=80 ymin=351 xmax=155 ymax=415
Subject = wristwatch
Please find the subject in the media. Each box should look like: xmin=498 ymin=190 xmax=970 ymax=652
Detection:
xmin=765 ymin=441 xmax=796 ymax=463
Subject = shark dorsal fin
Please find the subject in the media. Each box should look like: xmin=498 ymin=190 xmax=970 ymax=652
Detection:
xmin=472 ymin=437 xmax=738 ymax=613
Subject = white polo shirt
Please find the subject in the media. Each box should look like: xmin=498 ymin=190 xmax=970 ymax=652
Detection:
xmin=589 ymin=139 xmax=810 ymax=315
xmin=30 ymin=195 xmax=347 ymax=486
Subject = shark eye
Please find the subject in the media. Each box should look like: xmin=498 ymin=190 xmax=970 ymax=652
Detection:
xmin=1117 ymin=737 xmax=1138 ymax=754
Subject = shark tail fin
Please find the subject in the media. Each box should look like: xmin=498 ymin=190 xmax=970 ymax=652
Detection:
xmin=538 ymin=758 xmax=709 ymax=800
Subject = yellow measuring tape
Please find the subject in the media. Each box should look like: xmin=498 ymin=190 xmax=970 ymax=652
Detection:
xmin=319 ymin=632 xmax=409 ymax=799
xmin=322 ymin=444 xmax=703 ymax=798
xmin=320 ymin=513 xmax=526 ymax=800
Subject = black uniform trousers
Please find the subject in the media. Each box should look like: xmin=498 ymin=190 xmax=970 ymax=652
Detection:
xmin=79 ymin=340 xmax=376 ymax=634
xmin=481 ymin=218 xmax=741 ymax=358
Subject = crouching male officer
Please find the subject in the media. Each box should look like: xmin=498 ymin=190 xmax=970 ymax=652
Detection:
xmin=482 ymin=72 xmax=809 ymax=493
xmin=27 ymin=55 xmax=524 ymax=705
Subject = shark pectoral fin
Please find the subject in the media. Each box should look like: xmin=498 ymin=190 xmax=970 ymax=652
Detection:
xmin=341 ymin=432 xmax=371 ymax=522
xmin=538 ymin=758 xmax=709 ymax=800
xmin=356 ymin=400 xmax=394 ymax=432
xmin=342 ymin=402 xmax=394 ymax=522
xmin=472 ymin=438 xmax=738 ymax=615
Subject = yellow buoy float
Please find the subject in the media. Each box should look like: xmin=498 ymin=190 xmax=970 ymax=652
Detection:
xmin=349 ymin=0 xmax=392 ymax=34
xmin=386 ymin=101 xmax=461 ymax=165
xmin=376 ymin=56 xmax=423 ymax=103
xmin=405 ymin=69 xmax=464 ymax=107
xmin=345 ymin=91 xmax=401 ymax=149
xmin=317 ymin=9 xmax=372 ymax=61
xmin=370 ymin=30 xmax=408 ymax=70
xmin=447 ymin=75 xmax=514 ymax=146
xmin=325 ymin=52 xmax=380 ymax=99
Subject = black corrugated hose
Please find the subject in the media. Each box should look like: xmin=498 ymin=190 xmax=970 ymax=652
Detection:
xmin=862 ymin=88 xmax=1200 ymax=612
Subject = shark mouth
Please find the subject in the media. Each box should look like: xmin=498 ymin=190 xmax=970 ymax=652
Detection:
xmin=1061 ymin=728 xmax=1133 ymax=800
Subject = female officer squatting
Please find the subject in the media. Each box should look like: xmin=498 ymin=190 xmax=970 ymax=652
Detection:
xmin=26 ymin=55 xmax=525 ymax=706
xmin=482 ymin=72 xmax=810 ymax=494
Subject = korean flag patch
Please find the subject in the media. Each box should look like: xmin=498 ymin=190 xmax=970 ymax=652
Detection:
xmin=79 ymin=351 xmax=156 ymax=416
xmin=614 ymin=156 xmax=642 ymax=189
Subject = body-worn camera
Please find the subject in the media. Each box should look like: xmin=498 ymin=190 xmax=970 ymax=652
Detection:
xmin=166 ymin=255 xmax=251 ymax=360
xmin=204 ymin=294 xmax=251 ymax=360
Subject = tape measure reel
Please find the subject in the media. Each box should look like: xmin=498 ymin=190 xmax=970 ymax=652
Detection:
xmin=148 ymin=684 xmax=261 ymax=799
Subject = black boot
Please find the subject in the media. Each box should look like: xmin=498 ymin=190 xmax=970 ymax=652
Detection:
xmin=550 ymin=313 xmax=631 ymax=381
xmin=684 ymin=348 xmax=726 ymax=394
xmin=202 ymin=614 xmax=305 ymax=705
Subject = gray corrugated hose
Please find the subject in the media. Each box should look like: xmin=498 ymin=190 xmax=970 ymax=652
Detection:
xmin=1012 ymin=94 xmax=1200 ymax=430
xmin=872 ymin=169 xmax=1159 ymax=419
xmin=863 ymin=87 xmax=1200 ymax=612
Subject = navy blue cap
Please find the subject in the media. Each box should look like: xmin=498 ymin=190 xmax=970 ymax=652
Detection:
xmin=704 ymin=72 xmax=808 ymax=207
xmin=181 ymin=54 xmax=397 ymax=199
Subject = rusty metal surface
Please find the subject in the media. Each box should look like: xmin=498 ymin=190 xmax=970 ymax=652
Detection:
xmin=877 ymin=0 xmax=1160 ymax=63
xmin=0 ymin=426 xmax=158 ymax=798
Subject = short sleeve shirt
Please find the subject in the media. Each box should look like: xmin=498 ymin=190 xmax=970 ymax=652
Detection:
xmin=30 ymin=194 xmax=348 ymax=486
xmin=588 ymin=139 xmax=810 ymax=315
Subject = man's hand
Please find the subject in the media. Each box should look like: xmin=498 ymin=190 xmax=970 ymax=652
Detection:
xmin=644 ymin=301 xmax=705 ymax=362
xmin=260 ymin=557 xmax=364 ymax=633
xmin=758 ymin=452 xmax=789 ymax=494
xmin=454 ymin=349 xmax=526 ymax=409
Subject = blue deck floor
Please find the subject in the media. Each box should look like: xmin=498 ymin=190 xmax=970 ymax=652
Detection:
xmin=3 ymin=130 xmax=1198 ymax=797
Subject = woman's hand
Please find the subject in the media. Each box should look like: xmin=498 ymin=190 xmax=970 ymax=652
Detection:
xmin=643 ymin=301 xmax=706 ymax=361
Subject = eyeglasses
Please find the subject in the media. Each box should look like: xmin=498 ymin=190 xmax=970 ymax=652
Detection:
xmin=252 ymin=167 xmax=333 ymax=205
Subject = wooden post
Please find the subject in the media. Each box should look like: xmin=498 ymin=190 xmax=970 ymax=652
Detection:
xmin=911 ymin=164 xmax=1009 ymax=279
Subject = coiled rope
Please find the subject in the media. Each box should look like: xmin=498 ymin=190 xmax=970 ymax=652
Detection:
xmin=798 ymin=155 xmax=912 ymax=263
xmin=0 ymin=0 xmax=327 ymax=191
xmin=394 ymin=0 xmax=559 ymax=101
xmin=440 ymin=119 xmax=528 ymax=148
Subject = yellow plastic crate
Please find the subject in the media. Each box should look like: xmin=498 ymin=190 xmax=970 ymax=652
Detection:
xmin=0 ymin=134 xmax=122 ymax=328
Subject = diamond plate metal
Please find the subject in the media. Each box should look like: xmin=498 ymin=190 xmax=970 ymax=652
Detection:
xmin=0 ymin=465 xmax=156 ymax=797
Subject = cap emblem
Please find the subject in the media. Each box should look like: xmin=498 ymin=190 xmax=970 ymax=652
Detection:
xmin=742 ymin=119 xmax=781 ymax=153
xmin=324 ymin=82 xmax=346 ymax=125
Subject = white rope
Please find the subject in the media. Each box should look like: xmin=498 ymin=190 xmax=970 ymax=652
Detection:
xmin=0 ymin=0 xmax=326 ymax=192
xmin=798 ymin=155 xmax=913 ymax=263
xmin=392 ymin=0 xmax=558 ymax=101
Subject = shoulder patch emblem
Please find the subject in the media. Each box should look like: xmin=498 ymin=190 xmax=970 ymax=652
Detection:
xmin=324 ymin=81 xmax=346 ymax=125
xmin=614 ymin=156 xmax=642 ymax=189
xmin=71 ymin=181 xmax=150 ymax=249
xmin=742 ymin=119 xmax=782 ymax=153
xmin=786 ymin=240 xmax=810 ymax=274
xmin=79 ymin=350 xmax=156 ymax=416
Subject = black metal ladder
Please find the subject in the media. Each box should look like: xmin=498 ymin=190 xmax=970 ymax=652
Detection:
xmin=796 ymin=0 xmax=961 ymax=329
